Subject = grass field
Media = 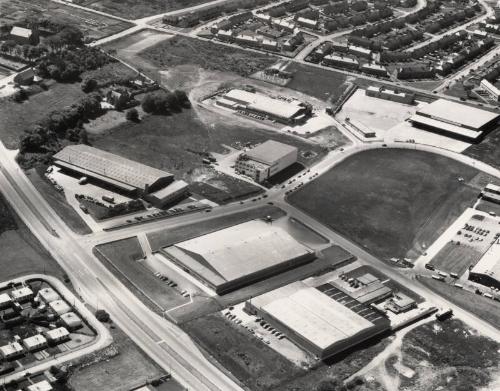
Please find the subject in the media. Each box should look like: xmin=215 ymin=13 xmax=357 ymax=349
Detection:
xmin=0 ymin=0 xmax=133 ymax=41
xmin=464 ymin=127 xmax=500 ymax=173
xmin=429 ymin=242 xmax=483 ymax=276
xmin=419 ymin=276 xmax=500 ymax=328
xmin=90 ymin=106 xmax=325 ymax=184
xmin=81 ymin=0 xmax=215 ymax=19
xmin=26 ymin=167 xmax=92 ymax=235
xmin=182 ymin=313 xmax=307 ymax=391
xmin=94 ymin=237 xmax=189 ymax=312
xmin=399 ymin=318 xmax=500 ymax=391
xmin=288 ymin=148 xmax=481 ymax=261
xmin=0 ymin=81 xmax=86 ymax=149
xmin=0 ymin=193 xmax=67 ymax=281
xmin=69 ymin=324 xmax=169 ymax=391
xmin=139 ymin=35 xmax=277 ymax=78
xmin=285 ymin=63 xmax=349 ymax=103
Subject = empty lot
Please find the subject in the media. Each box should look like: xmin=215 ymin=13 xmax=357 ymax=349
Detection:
xmin=288 ymin=148 xmax=481 ymax=261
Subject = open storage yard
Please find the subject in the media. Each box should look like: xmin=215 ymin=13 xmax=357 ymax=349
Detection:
xmin=0 ymin=0 xmax=133 ymax=42
xmin=288 ymin=148 xmax=483 ymax=261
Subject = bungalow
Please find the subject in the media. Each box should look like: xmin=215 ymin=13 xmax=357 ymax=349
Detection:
xmin=106 ymin=89 xmax=132 ymax=110
xmin=0 ymin=342 xmax=24 ymax=360
xmin=49 ymin=300 xmax=71 ymax=316
xmin=23 ymin=334 xmax=47 ymax=352
xmin=45 ymin=327 xmax=70 ymax=344
xmin=60 ymin=312 xmax=83 ymax=330
xmin=10 ymin=286 xmax=33 ymax=303
xmin=37 ymin=287 xmax=60 ymax=304
xmin=14 ymin=68 xmax=35 ymax=86
xmin=10 ymin=26 xmax=39 ymax=45
xmin=0 ymin=293 xmax=12 ymax=310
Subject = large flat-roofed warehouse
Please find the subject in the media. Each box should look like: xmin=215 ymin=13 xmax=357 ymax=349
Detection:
xmin=236 ymin=140 xmax=298 ymax=183
xmin=53 ymin=144 xmax=174 ymax=196
xmin=409 ymin=99 xmax=499 ymax=142
xmin=161 ymin=220 xmax=315 ymax=294
xmin=246 ymin=281 xmax=390 ymax=359
xmin=469 ymin=240 xmax=500 ymax=289
xmin=217 ymin=89 xmax=311 ymax=125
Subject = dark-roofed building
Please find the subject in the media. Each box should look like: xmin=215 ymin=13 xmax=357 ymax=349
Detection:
xmin=14 ymin=68 xmax=35 ymax=85
xmin=236 ymin=140 xmax=298 ymax=183
xmin=53 ymin=145 xmax=174 ymax=196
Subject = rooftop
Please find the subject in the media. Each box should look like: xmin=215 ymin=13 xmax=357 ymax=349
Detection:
xmin=163 ymin=220 xmax=312 ymax=286
xmin=10 ymin=26 xmax=33 ymax=38
xmin=245 ymin=140 xmax=297 ymax=166
xmin=149 ymin=180 xmax=189 ymax=198
xmin=471 ymin=239 xmax=500 ymax=279
xmin=409 ymin=114 xmax=484 ymax=139
xmin=415 ymin=99 xmax=499 ymax=130
xmin=255 ymin=282 xmax=374 ymax=350
xmin=53 ymin=145 xmax=173 ymax=191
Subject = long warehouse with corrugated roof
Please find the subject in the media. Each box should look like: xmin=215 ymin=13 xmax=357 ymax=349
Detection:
xmin=53 ymin=144 xmax=174 ymax=196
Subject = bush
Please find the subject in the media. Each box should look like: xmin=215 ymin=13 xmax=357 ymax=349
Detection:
xmin=126 ymin=108 xmax=139 ymax=121
xmin=141 ymin=90 xmax=190 ymax=114
xmin=81 ymin=78 xmax=98 ymax=93
xmin=12 ymin=89 xmax=28 ymax=103
xmin=95 ymin=309 xmax=110 ymax=322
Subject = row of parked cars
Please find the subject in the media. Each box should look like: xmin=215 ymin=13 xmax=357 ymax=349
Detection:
xmin=126 ymin=204 xmax=211 ymax=224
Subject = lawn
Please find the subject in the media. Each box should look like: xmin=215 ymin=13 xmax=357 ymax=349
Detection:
xmin=81 ymin=0 xmax=216 ymax=19
xmin=69 ymin=324 xmax=171 ymax=391
xmin=0 ymin=0 xmax=133 ymax=41
xmin=94 ymin=237 xmax=189 ymax=312
xmin=285 ymin=63 xmax=349 ymax=103
xmin=399 ymin=318 xmax=500 ymax=391
xmin=419 ymin=276 xmax=500 ymax=328
xmin=0 ymin=193 xmax=67 ymax=281
xmin=429 ymin=242 xmax=483 ymax=276
xmin=182 ymin=313 xmax=306 ymax=391
xmin=0 ymin=81 xmax=86 ymax=149
xmin=139 ymin=35 xmax=277 ymax=78
xmin=464 ymin=127 xmax=500 ymax=173
xmin=288 ymin=148 xmax=481 ymax=261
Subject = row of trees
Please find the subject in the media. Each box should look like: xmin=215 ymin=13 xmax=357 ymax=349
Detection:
xmin=141 ymin=90 xmax=190 ymax=114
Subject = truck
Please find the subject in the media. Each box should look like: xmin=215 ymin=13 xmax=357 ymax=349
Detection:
xmin=102 ymin=195 xmax=115 ymax=203
xmin=425 ymin=263 xmax=435 ymax=271
xmin=436 ymin=309 xmax=453 ymax=321
xmin=483 ymin=293 xmax=493 ymax=299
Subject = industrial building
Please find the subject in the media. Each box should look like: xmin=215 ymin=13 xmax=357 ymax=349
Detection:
xmin=246 ymin=280 xmax=390 ymax=359
xmin=345 ymin=118 xmax=376 ymax=138
xmin=481 ymin=79 xmax=500 ymax=102
xmin=161 ymin=220 xmax=315 ymax=294
xmin=144 ymin=180 xmax=190 ymax=208
xmin=365 ymin=86 xmax=415 ymax=104
xmin=217 ymin=89 xmax=311 ymax=125
xmin=469 ymin=239 xmax=500 ymax=289
xmin=409 ymin=99 xmax=500 ymax=141
xmin=333 ymin=273 xmax=393 ymax=304
xmin=481 ymin=183 xmax=500 ymax=204
xmin=235 ymin=140 xmax=298 ymax=183
xmin=385 ymin=293 xmax=416 ymax=314
xmin=53 ymin=145 xmax=174 ymax=196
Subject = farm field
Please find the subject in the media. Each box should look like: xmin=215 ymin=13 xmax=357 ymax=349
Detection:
xmin=0 ymin=0 xmax=133 ymax=41
xmin=80 ymin=0 xmax=216 ymax=19
xmin=284 ymin=63 xmax=350 ymax=103
xmin=419 ymin=276 xmax=500 ymax=328
xmin=288 ymin=148 xmax=482 ymax=261
xmin=397 ymin=318 xmax=500 ymax=391
xmin=0 ymin=81 xmax=86 ymax=149
xmin=0 ymin=192 xmax=67 ymax=281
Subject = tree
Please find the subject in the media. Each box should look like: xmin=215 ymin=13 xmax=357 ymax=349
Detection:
xmin=95 ymin=309 xmax=110 ymax=322
xmin=141 ymin=93 xmax=156 ymax=113
xmin=12 ymin=89 xmax=28 ymax=103
xmin=173 ymin=90 xmax=190 ymax=107
xmin=126 ymin=108 xmax=139 ymax=121
xmin=81 ymin=78 xmax=97 ymax=93
xmin=316 ymin=378 xmax=343 ymax=391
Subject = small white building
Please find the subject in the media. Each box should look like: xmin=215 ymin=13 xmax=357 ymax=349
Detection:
xmin=45 ymin=327 xmax=70 ymax=344
xmin=23 ymin=334 xmax=47 ymax=352
xmin=49 ymin=300 xmax=71 ymax=316
xmin=0 ymin=342 xmax=24 ymax=359
xmin=0 ymin=293 xmax=12 ymax=309
xmin=37 ymin=287 xmax=60 ymax=304
xmin=61 ymin=312 xmax=83 ymax=330
xmin=296 ymin=17 xmax=318 ymax=29
xmin=27 ymin=380 xmax=53 ymax=391
xmin=10 ymin=287 xmax=34 ymax=303
xmin=144 ymin=180 xmax=189 ymax=208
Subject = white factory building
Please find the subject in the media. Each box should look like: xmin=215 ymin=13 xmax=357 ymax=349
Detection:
xmin=217 ymin=89 xmax=311 ymax=125
xmin=236 ymin=140 xmax=298 ymax=183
